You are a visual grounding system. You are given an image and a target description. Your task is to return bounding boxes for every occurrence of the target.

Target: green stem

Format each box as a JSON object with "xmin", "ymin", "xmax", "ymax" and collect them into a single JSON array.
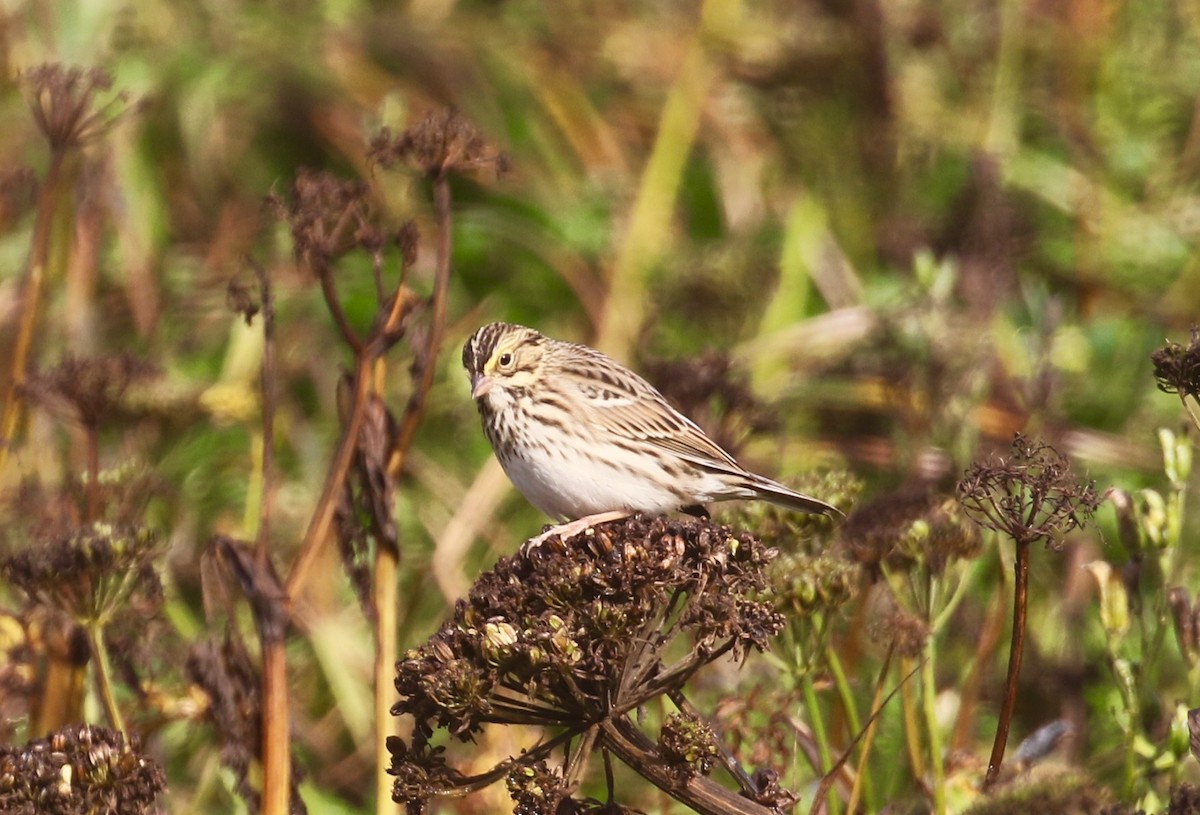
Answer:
[
  {"xmin": 86, "ymin": 623, "xmax": 125, "ymax": 734},
  {"xmin": 921, "ymin": 635, "xmax": 945, "ymax": 815},
  {"xmin": 800, "ymin": 674, "xmax": 839, "ymax": 815},
  {"xmin": 827, "ymin": 646, "xmax": 874, "ymax": 812}
]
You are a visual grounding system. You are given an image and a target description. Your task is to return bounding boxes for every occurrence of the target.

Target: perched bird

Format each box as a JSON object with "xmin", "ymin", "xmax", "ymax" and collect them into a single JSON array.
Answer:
[{"xmin": 463, "ymin": 322, "xmax": 840, "ymax": 544}]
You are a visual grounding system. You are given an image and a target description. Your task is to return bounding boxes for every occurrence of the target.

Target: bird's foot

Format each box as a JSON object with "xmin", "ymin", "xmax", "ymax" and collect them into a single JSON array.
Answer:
[{"xmin": 522, "ymin": 510, "xmax": 632, "ymax": 551}]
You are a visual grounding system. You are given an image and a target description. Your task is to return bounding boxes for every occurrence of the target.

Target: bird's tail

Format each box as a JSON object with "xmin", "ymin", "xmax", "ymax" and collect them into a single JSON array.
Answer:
[{"xmin": 746, "ymin": 474, "xmax": 843, "ymax": 518}]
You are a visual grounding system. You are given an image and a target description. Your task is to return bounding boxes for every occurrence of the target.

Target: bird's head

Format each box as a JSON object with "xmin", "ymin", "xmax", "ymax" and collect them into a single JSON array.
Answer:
[{"xmin": 462, "ymin": 322, "xmax": 548, "ymax": 408}]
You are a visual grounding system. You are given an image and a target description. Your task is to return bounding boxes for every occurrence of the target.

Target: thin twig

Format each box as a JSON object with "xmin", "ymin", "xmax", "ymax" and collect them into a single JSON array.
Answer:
[
  {"xmin": 251, "ymin": 258, "xmax": 277, "ymax": 565},
  {"xmin": 387, "ymin": 171, "xmax": 454, "ymax": 477}
]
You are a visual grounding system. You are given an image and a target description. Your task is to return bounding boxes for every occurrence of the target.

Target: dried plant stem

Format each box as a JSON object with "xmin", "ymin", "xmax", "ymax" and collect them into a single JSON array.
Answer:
[
  {"xmin": 388, "ymin": 172, "xmax": 453, "ymax": 476},
  {"xmin": 373, "ymin": 547, "xmax": 399, "ymax": 815},
  {"xmin": 984, "ymin": 538, "xmax": 1030, "ymax": 789},
  {"xmin": 261, "ymin": 636, "xmax": 290, "ymax": 815},
  {"xmin": 287, "ymin": 352, "xmax": 373, "ymax": 599},
  {"xmin": 0, "ymin": 153, "xmax": 73, "ymax": 469},
  {"xmin": 254, "ymin": 261, "xmax": 277, "ymax": 565},
  {"xmin": 598, "ymin": 716, "xmax": 779, "ymax": 815},
  {"xmin": 373, "ymin": 172, "xmax": 454, "ymax": 813},
  {"xmin": 34, "ymin": 654, "xmax": 85, "ymax": 737},
  {"xmin": 86, "ymin": 623, "xmax": 125, "ymax": 735}
]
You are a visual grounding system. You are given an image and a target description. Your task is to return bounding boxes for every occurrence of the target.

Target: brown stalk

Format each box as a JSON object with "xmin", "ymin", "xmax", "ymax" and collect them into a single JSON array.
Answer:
[
  {"xmin": 373, "ymin": 171, "xmax": 453, "ymax": 815},
  {"xmin": 984, "ymin": 538, "xmax": 1030, "ymax": 790},
  {"xmin": 247, "ymin": 261, "xmax": 278, "ymax": 565},
  {"xmin": 0, "ymin": 152, "xmax": 73, "ymax": 470},
  {"xmin": 387, "ymin": 171, "xmax": 453, "ymax": 477},
  {"xmin": 214, "ymin": 536, "xmax": 292, "ymax": 814},
  {"xmin": 599, "ymin": 716, "xmax": 779, "ymax": 815},
  {"xmin": 261, "ymin": 637, "xmax": 290, "ymax": 815},
  {"xmin": 286, "ymin": 349, "xmax": 374, "ymax": 600}
]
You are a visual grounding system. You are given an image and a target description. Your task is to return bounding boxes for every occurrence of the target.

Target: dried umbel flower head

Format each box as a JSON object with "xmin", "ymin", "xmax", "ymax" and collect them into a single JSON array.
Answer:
[
  {"xmin": 0, "ymin": 723, "xmax": 165, "ymax": 815},
  {"xmin": 771, "ymin": 552, "xmax": 857, "ymax": 617},
  {"xmin": 866, "ymin": 588, "xmax": 930, "ymax": 659},
  {"xmin": 842, "ymin": 490, "xmax": 982, "ymax": 576},
  {"xmin": 20, "ymin": 64, "xmax": 136, "ymax": 151},
  {"xmin": 725, "ymin": 470, "xmax": 860, "ymax": 554},
  {"xmin": 370, "ymin": 108, "xmax": 509, "ymax": 179},
  {"xmin": 957, "ymin": 434, "xmax": 1099, "ymax": 548},
  {"xmin": 268, "ymin": 168, "xmax": 374, "ymax": 272},
  {"xmin": 391, "ymin": 516, "xmax": 784, "ymax": 807},
  {"xmin": 1152, "ymin": 326, "xmax": 1200, "ymax": 401},
  {"xmin": 2, "ymin": 523, "xmax": 162, "ymax": 625},
  {"xmin": 22, "ymin": 354, "xmax": 159, "ymax": 430}
]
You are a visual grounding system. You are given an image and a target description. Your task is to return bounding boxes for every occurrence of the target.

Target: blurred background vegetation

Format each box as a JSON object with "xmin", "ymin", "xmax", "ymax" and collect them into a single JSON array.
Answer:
[{"xmin": 2, "ymin": 0, "xmax": 1200, "ymax": 812}]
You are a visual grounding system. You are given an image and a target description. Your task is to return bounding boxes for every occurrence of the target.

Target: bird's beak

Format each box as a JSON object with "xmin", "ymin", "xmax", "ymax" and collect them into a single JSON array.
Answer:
[{"xmin": 471, "ymin": 374, "xmax": 494, "ymax": 400}]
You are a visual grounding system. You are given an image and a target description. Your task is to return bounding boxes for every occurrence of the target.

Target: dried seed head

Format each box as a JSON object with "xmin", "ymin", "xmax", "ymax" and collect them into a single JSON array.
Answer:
[
  {"xmin": 22, "ymin": 355, "xmax": 159, "ymax": 430},
  {"xmin": 659, "ymin": 713, "xmax": 720, "ymax": 780},
  {"xmin": 391, "ymin": 516, "xmax": 783, "ymax": 799},
  {"xmin": 505, "ymin": 761, "xmax": 565, "ymax": 815},
  {"xmin": 20, "ymin": 64, "xmax": 137, "ymax": 151},
  {"xmin": 1152, "ymin": 326, "xmax": 1200, "ymax": 400},
  {"xmin": 369, "ymin": 109, "xmax": 508, "ymax": 178},
  {"xmin": 2, "ymin": 523, "xmax": 162, "ymax": 625},
  {"xmin": 842, "ymin": 490, "xmax": 981, "ymax": 575},
  {"xmin": 0, "ymin": 723, "xmax": 165, "ymax": 814},
  {"xmin": 957, "ymin": 434, "xmax": 1099, "ymax": 548}
]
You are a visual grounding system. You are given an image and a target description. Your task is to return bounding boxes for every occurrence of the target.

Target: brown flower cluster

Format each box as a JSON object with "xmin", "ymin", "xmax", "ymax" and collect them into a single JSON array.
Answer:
[
  {"xmin": 20, "ymin": 64, "xmax": 136, "ymax": 150},
  {"xmin": 3, "ymin": 523, "xmax": 162, "ymax": 625},
  {"xmin": 22, "ymin": 354, "xmax": 159, "ymax": 430},
  {"xmin": 0, "ymin": 723, "xmax": 165, "ymax": 815},
  {"xmin": 1152, "ymin": 326, "xmax": 1200, "ymax": 400},
  {"xmin": 390, "ymin": 515, "xmax": 784, "ymax": 809},
  {"xmin": 369, "ymin": 109, "xmax": 509, "ymax": 179}
]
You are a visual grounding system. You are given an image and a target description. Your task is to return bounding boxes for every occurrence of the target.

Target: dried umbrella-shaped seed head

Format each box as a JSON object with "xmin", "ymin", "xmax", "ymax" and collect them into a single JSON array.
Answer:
[
  {"xmin": 22, "ymin": 355, "xmax": 159, "ymax": 429},
  {"xmin": 0, "ymin": 723, "xmax": 165, "ymax": 815},
  {"xmin": 1152, "ymin": 326, "xmax": 1200, "ymax": 400},
  {"xmin": 390, "ymin": 516, "xmax": 784, "ymax": 806},
  {"xmin": 957, "ymin": 434, "xmax": 1099, "ymax": 548},
  {"xmin": 369, "ymin": 108, "xmax": 509, "ymax": 178},
  {"xmin": 20, "ymin": 64, "xmax": 138, "ymax": 151},
  {"xmin": 2, "ymin": 523, "xmax": 162, "ymax": 625}
]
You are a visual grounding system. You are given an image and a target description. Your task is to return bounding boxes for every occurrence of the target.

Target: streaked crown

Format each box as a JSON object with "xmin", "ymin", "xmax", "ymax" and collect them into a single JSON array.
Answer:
[{"xmin": 463, "ymin": 322, "xmax": 546, "ymax": 382}]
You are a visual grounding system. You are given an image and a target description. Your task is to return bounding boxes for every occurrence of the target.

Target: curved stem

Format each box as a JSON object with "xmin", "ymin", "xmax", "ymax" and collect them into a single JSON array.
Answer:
[{"xmin": 286, "ymin": 351, "xmax": 373, "ymax": 599}]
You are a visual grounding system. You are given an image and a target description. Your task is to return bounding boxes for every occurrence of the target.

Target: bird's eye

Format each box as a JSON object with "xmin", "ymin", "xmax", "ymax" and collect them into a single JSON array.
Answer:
[{"xmin": 498, "ymin": 352, "xmax": 514, "ymax": 369}]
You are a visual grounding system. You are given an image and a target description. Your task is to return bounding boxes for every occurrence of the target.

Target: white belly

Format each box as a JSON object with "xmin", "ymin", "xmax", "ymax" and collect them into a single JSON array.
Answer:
[{"xmin": 499, "ymin": 443, "xmax": 685, "ymax": 521}]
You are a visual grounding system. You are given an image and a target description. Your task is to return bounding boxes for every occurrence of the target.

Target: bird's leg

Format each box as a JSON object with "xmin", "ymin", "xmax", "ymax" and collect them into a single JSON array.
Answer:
[{"xmin": 524, "ymin": 510, "xmax": 632, "ymax": 550}]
